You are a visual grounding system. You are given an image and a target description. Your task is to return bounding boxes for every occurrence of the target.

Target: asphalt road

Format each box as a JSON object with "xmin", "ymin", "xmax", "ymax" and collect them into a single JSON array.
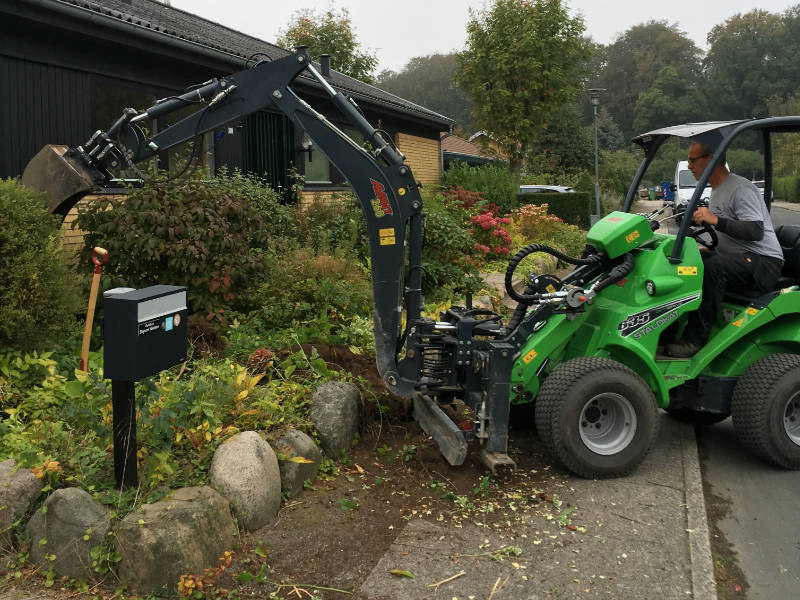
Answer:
[
  {"xmin": 771, "ymin": 201, "xmax": 800, "ymax": 227},
  {"xmin": 697, "ymin": 420, "xmax": 800, "ymax": 599},
  {"xmin": 697, "ymin": 200, "xmax": 800, "ymax": 599}
]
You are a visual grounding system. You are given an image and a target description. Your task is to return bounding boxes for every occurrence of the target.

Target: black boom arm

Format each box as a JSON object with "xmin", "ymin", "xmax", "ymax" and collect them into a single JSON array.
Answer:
[{"xmin": 45, "ymin": 49, "xmax": 426, "ymax": 397}]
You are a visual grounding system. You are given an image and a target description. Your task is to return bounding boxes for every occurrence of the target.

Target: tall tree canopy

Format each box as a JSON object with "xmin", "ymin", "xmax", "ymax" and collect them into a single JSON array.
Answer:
[
  {"xmin": 377, "ymin": 54, "xmax": 474, "ymax": 133},
  {"xmin": 632, "ymin": 65, "xmax": 708, "ymax": 134},
  {"xmin": 704, "ymin": 9, "xmax": 785, "ymax": 119},
  {"xmin": 277, "ymin": 8, "xmax": 377, "ymax": 84},
  {"xmin": 455, "ymin": 0, "xmax": 591, "ymax": 182},
  {"xmin": 592, "ymin": 21, "xmax": 702, "ymax": 138}
]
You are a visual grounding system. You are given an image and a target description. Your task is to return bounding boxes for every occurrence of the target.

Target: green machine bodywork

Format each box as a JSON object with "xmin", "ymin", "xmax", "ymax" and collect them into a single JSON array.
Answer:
[
  {"xmin": 511, "ymin": 210, "xmax": 800, "ymax": 411},
  {"xmin": 499, "ymin": 118, "xmax": 800, "ymax": 476}
]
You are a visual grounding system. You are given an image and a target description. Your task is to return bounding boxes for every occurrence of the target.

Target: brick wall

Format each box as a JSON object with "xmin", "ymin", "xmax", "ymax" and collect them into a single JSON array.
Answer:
[
  {"xmin": 396, "ymin": 133, "xmax": 442, "ymax": 186},
  {"xmin": 59, "ymin": 194, "xmax": 125, "ymax": 254}
]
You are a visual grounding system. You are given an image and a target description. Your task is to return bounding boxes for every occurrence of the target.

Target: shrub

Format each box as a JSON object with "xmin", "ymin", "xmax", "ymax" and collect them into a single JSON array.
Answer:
[
  {"xmin": 774, "ymin": 176, "xmax": 800, "ymax": 203},
  {"xmin": 510, "ymin": 203, "xmax": 586, "ymax": 267},
  {"xmin": 0, "ymin": 179, "xmax": 81, "ymax": 350},
  {"xmin": 244, "ymin": 249, "xmax": 373, "ymax": 341},
  {"xmin": 221, "ymin": 170, "xmax": 297, "ymax": 238},
  {"xmin": 469, "ymin": 208, "xmax": 512, "ymax": 262},
  {"xmin": 75, "ymin": 175, "xmax": 273, "ymax": 321},
  {"xmin": 515, "ymin": 192, "xmax": 592, "ymax": 228},
  {"xmin": 420, "ymin": 192, "xmax": 483, "ymax": 295},
  {"xmin": 442, "ymin": 162, "xmax": 517, "ymax": 215},
  {"xmin": 294, "ymin": 193, "xmax": 370, "ymax": 263}
]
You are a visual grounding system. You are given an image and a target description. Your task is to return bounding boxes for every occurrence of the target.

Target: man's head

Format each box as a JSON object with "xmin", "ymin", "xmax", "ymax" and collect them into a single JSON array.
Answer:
[{"xmin": 688, "ymin": 142, "xmax": 727, "ymax": 183}]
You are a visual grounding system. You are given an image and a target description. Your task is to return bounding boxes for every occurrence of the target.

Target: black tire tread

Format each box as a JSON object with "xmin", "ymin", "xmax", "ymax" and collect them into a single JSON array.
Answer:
[
  {"xmin": 731, "ymin": 353, "xmax": 800, "ymax": 469},
  {"xmin": 535, "ymin": 356, "xmax": 659, "ymax": 478}
]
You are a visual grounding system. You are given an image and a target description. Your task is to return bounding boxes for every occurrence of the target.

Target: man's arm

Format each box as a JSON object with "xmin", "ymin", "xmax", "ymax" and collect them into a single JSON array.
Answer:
[{"xmin": 714, "ymin": 217, "xmax": 763, "ymax": 240}]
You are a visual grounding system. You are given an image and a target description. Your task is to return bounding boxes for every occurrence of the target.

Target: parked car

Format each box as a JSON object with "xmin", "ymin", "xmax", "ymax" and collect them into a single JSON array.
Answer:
[
  {"xmin": 519, "ymin": 184, "xmax": 574, "ymax": 194},
  {"xmin": 753, "ymin": 179, "xmax": 765, "ymax": 199}
]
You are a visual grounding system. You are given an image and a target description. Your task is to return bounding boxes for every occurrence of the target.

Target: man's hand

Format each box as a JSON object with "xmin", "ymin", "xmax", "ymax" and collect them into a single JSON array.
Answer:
[{"xmin": 693, "ymin": 206, "xmax": 719, "ymax": 226}]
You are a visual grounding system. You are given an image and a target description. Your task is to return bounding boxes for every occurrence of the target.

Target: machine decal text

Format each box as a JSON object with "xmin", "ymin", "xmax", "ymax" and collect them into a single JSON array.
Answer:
[
  {"xmin": 617, "ymin": 294, "xmax": 700, "ymax": 338},
  {"xmin": 370, "ymin": 178, "xmax": 393, "ymax": 217}
]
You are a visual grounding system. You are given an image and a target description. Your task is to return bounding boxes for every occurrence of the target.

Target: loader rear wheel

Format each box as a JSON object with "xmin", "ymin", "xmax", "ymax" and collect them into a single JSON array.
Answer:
[
  {"xmin": 731, "ymin": 354, "xmax": 800, "ymax": 469},
  {"xmin": 535, "ymin": 357, "xmax": 659, "ymax": 478}
]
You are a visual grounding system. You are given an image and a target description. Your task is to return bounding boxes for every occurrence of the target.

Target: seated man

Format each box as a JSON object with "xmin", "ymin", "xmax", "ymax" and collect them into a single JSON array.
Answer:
[{"xmin": 665, "ymin": 142, "xmax": 784, "ymax": 358}]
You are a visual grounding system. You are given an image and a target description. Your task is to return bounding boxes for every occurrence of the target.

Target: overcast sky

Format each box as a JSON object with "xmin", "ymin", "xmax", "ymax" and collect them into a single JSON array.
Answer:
[{"xmin": 169, "ymin": 0, "xmax": 799, "ymax": 73}]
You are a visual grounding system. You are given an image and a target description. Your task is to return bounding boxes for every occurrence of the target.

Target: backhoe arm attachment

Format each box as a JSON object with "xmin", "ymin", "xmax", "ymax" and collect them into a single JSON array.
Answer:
[{"xmin": 21, "ymin": 49, "xmax": 425, "ymax": 396}]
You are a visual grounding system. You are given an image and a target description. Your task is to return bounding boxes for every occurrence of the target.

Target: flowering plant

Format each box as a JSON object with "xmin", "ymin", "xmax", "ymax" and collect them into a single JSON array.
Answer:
[{"xmin": 469, "ymin": 206, "xmax": 512, "ymax": 261}]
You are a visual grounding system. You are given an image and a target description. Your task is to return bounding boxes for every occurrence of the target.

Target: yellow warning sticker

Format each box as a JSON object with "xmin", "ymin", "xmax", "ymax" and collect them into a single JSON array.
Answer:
[
  {"xmin": 678, "ymin": 266, "xmax": 698, "ymax": 276},
  {"xmin": 545, "ymin": 284, "xmax": 556, "ymax": 293},
  {"xmin": 522, "ymin": 349, "xmax": 538, "ymax": 364},
  {"xmin": 732, "ymin": 318, "xmax": 744, "ymax": 327},
  {"xmin": 625, "ymin": 230, "xmax": 640, "ymax": 244},
  {"xmin": 745, "ymin": 307, "xmax": 758, "ymax": 315},
  {"xmin": 379, "ymin": 228, "xmax": 396, "ymax": 246}
]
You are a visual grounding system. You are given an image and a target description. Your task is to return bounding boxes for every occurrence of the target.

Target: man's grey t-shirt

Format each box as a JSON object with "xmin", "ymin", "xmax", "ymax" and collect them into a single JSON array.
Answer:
[{"xmin": 709, "ymin": 172, "xmax": 784, "ymax": 260}]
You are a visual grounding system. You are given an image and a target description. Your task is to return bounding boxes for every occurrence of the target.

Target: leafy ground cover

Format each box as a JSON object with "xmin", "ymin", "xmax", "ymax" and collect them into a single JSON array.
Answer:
[
  {"xmin": 1, "ymin": 166, "xmax": 593, "ymax": 598},
  {"xmin": 2, "ymin": 343, "xmax": 580, "ymax": 600}
]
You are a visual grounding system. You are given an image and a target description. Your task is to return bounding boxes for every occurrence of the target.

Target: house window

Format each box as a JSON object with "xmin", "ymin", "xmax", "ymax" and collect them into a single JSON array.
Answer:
[
  {"xmin": 302, "ymin": 132, "xmax": 331, "ymax": 184},
  {"xmin": 300, "ymin": 126, "xmax": 369, "ymax": 187}
]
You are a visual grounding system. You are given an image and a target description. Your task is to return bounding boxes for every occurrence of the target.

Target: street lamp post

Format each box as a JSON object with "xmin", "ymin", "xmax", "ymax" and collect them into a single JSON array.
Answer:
[{"xmin": 588, "ymin": 88, "xmax": 605, "ymax": 223}]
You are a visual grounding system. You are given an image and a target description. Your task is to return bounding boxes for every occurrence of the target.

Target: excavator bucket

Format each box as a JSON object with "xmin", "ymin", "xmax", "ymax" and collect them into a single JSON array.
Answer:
[{"xmin": 21, "ymin": 145, "xmax": 97, "ymax": 218}]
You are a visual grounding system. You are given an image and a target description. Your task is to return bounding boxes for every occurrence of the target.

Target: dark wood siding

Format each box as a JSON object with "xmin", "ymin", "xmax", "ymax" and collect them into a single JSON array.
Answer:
[{"xmin": 0, "ymin": 55, "xmax": 92, "ymax": 178}]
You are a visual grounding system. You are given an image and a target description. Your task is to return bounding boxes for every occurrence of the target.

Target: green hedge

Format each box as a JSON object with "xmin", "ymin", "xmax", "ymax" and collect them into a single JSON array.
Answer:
[
  {"xmin": 774, "ymin": 176, "xmax": 800, "ymax": 203},
  {"xmin": 515, "ymin": 192, "xmax": 592, "ymax": 229}
]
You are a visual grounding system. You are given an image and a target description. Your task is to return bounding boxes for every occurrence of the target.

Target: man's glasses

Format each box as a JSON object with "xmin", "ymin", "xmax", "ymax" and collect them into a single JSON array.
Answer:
[{"xmin": 688, "ymin": 153, "xmax": 711, "ymax": 165}]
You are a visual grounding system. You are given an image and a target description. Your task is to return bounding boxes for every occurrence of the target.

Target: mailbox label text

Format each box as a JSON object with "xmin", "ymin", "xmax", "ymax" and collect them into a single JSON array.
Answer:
[{"xmin": 138, "ymin": 319, "xmax": 162, "ymax": 336}]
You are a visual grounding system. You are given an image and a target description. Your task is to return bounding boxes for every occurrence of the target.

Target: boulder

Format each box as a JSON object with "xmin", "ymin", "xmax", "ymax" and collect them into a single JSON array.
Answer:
[
  {"xmin": 115, "ymin": 486, "xmax": 237, "ymax": 593},
  {"xmin": 25, "ymin": 487, "xmax": 110, "ymax": 580},
  {"xmin": 311, "ymin": 381, "xmax": 360, "ymax": 458},
  {"xmin": 269, "ymin": 429, "xmax": 323, "ymax": 498},
  {"xmin": 209, "ymin": 431, "xmax": 281, "ymax": 531},
  {"xmin": 0, "ymin": 459, "xmax": 42, "ymax": 552}
]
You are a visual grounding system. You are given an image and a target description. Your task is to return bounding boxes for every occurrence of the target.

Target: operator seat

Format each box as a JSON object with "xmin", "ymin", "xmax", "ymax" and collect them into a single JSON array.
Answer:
[
  {"xmin": 721, "ymin": 224, "xmax": 800, "ymax": 306},
  {"xmin": 775, "ymin": 224, "xmax": 800, "ymax": 288}
]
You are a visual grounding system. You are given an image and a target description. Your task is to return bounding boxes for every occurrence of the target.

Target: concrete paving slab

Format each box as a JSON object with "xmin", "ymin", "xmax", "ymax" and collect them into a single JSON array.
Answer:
[{"xmin": 359, "ymin": 414, "xmax": 713, "ymax": 600}]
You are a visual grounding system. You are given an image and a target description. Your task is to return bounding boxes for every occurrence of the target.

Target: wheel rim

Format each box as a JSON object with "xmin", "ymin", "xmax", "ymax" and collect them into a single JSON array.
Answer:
[
  {"xmin": 579, "ymin": 393, "xmax": 637, "ymax": 455},
  {"xmin": 783, "ymin": 391, "xmax": 800, "ymax": 446}
]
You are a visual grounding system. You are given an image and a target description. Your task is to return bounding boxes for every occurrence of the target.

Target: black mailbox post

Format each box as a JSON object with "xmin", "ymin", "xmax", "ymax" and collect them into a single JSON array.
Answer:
[{"xmin": 103, "ymin": 285, "xmax": 187, "ymax": 489}]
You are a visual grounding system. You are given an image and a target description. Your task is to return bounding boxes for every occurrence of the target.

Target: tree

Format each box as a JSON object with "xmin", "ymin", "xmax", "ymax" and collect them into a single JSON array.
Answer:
[
  {"xmin": 592, "ymin": 21, "xmax": 702, "ymax": 139},
  {"xmin": 632, "ymin": 66, "xmax": 708, "ymax": 134},
  {"xmin": 455, "ymin": 0, "xmax": 591, "ymax": 183},
  {"xmin": 377, "ymin": 54, "xmax": 475, "ymax": 134},
  {"xmin": 704, "ymin": 9, "xmax": 785, "ymax": 120},
  {"xmin": 595, "ymin": 107, "xmax": 627, "ymax": 151},
  {"xmin": 526, "ymin": 100, "xmax": 594, "ymax": 173},
  {"xmin": 277, "ymin": 8, "xmax": 377, "ymax": 84}
]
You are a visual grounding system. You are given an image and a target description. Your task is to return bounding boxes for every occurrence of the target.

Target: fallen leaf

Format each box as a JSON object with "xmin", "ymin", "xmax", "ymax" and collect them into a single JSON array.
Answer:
[{"xmin": 390, "ymin": 569, "xmax": 415, "ymax": 579}]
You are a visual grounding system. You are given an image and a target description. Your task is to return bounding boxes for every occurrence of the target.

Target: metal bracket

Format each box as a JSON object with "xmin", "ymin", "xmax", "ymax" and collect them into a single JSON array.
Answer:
[
  {"xmin": 478, "ymin": 448, "xmax": 516, "ymax": 473},
  {"xmin": 413, "ymin": 393, "xmax": 468, "ymax": 466}
]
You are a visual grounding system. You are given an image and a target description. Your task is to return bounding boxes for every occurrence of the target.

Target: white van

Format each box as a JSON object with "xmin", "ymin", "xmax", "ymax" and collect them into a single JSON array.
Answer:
[
  {"xmin": 674, "ymin": 160, "xmax": 711, "ymax": 210},
  {"xmin": 673, "ymin": 159, "xmax": 730, "ymax": 211}
]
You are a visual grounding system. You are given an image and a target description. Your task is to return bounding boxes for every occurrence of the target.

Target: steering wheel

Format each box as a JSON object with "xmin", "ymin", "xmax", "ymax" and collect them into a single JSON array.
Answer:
[{"xmin": 687, "ymin": 221, "xmax": 718, "ymax": 250}]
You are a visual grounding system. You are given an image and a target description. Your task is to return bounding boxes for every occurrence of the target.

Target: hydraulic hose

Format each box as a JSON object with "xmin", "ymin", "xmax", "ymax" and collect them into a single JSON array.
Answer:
[
  {"xmin": 589, "ymin": 253, "xmax": 635, "ymax": 295},
  {"xmin": 504, "ymin": 244, "xmax": 603, "ymax": 305}
]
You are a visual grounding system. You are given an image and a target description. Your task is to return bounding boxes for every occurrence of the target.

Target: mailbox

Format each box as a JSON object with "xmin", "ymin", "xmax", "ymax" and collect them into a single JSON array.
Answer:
[{"xmin": 103, "ymin": 285, "xmax": 188, "ymax": 381}]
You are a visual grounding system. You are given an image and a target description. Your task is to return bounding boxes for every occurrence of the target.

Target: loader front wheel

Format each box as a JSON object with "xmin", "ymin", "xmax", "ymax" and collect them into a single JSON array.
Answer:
[
  {"xmin": 731, "ymin": 353, "xmax": 800, "ymax": 469},
  {"xmin": 535, "ymin": 357, "xmax": 659, "ymax": 478}
]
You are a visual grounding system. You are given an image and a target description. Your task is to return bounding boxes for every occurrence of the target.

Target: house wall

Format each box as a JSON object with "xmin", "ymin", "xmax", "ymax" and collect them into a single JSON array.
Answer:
[{"xmin": 396, "ymin": 133, "xmax": 442, "ymax": 186}]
